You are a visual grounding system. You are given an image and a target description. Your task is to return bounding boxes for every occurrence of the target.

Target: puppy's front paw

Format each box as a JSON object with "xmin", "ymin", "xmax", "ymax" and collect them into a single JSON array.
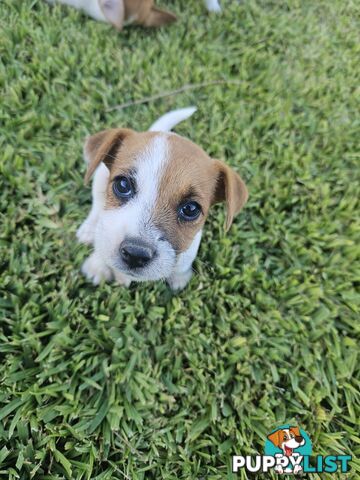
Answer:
[
  {"xmin": 76, "ymin": 217, "xmax": 97, "ymax": 245},
  {"xmin": 167, "ymin": 269, "xmax": 192, "ymax": 292},
  {"xmin": 81, "ymin": 253, "xmax": 113, "ymax": 285},
  {"xmin": 114, "ymin": 270, "xmax": 132, "ymax": 287}
]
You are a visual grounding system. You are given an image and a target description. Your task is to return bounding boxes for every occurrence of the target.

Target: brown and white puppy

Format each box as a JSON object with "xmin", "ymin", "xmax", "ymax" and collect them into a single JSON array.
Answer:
[
  {"xmin": 45, "ymin": 0, "xmax": 221, "ymax": 30},
  {"xmin": 77, "ymin": 108, "xmax": 248, "ymax": 290}
]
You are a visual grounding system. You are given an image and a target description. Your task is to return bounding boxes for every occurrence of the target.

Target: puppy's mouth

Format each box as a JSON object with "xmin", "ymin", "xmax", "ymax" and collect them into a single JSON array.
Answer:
[
  {"xmin": 284, "ymin": 446, "xmax": 293, "ymax": 456},
  {"xmin": 112, "ymin": 261, "xmax": 146, "ymax": 278},
  {"xmin": 112, "ymin": 259, "xmax": 173, "ymax": 282}
]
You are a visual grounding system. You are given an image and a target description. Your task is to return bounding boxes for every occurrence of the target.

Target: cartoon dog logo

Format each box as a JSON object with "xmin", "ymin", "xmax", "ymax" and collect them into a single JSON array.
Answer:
[{"xmin": 267, "ymin": 426, "xmax": 306, "ymax": 474}]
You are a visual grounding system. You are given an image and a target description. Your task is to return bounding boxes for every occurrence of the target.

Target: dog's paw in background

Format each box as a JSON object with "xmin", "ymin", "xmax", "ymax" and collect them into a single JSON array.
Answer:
[
  {"xmin": 204, "ymin": 0, "xmax": 221, "ymax": 13},
  {"xmin": 81, "ymin": 252, "xmax": 113, "ymax": 285}
]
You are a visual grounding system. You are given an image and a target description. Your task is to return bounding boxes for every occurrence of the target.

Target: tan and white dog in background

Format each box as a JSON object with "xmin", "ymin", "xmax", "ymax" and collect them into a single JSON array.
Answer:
[
  {"xmin": 45, "ymin": 0, "xmax": 221, "ymax": 30},
  {"xmin": 77, "ymin": 108, "xmax": 248, "ymax": 290}
]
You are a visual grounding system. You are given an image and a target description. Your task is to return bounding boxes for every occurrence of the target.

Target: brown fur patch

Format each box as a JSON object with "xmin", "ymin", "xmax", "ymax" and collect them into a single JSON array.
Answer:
[
  {"xmin": 123, "ymin": 0, "xmax": 176, "ymax": 27},
  {"xmin": 153, "ymin": 134, "xmax": 219, "ymax": 253},
  {"xmin": 84, "ymin": 128, "xmax": 134, "ymax": 184}
]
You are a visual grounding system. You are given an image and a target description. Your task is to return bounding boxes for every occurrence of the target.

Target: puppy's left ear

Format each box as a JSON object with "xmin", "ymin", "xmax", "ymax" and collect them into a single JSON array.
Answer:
[
  {"xmin": 213, "ymin": 159, "xmax": 248, "ymax": 231},
  {"xmin": 99, "ymin": 0, "xmax": 125, "ymax": 30},
  {"xmin": 143, "ymin": 6, "xmax": 177, "ymax": 27},
  {"xmin": 83, "ymin": 128, "xmax": 133, "ymax": 184}
]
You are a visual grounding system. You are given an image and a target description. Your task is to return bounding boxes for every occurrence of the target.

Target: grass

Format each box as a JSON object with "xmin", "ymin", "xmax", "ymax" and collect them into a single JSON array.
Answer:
[{"xmin": 0, "ymin": 0, "xmax": 359, "ymax": 478}]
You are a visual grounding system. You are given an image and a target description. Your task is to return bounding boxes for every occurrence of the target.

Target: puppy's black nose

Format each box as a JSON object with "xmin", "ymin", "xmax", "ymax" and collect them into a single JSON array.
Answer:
[
  {"xmin": 120, "ymin": 239, "xmax": 155, "ymax": 269},
  {"xmin": 295, "ymin": 436, "xmax": 304, "ymax": 443}
]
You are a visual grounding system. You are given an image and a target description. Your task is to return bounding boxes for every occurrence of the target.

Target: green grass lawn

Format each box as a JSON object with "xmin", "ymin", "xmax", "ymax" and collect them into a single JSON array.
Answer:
[{"xmin": 1, "ymin": 0, "xmax": 359, "ymax": 478}]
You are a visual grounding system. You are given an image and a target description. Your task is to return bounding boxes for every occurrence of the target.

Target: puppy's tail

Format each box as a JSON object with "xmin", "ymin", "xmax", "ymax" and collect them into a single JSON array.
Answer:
[{"xmin": 149, "ymin": 107, "xmax": 197, "ymax": 132}]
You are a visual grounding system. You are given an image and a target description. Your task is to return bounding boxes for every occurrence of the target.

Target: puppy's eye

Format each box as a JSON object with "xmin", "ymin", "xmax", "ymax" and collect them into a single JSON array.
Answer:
[
  {"xmin": 113, "ymin": 176, "xmax": 135, "ymax": 200},
  {"xmin": 178, "ymin": 201, "xmax": 201, "ymax": 221}
]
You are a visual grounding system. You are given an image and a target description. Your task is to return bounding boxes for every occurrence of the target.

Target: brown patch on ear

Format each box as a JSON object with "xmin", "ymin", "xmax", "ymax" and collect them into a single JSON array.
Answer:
[
  {"xmin": 267, "ymin": 430, "xmax": 283, "ymax": 448},
  {"xmin": 213, "ymin": 160, "xmax": 248, "ymax": 231},
  {"xmin": 83, "ymin": 128, "xmax": 133, "ymax": 184},
  {"xmin": 143, "ymin": 6, "xmax": 177, "ymax": 27},
  {"xmin": 99, "ymin": 0, "xmax": 125, "ymax": 30}
]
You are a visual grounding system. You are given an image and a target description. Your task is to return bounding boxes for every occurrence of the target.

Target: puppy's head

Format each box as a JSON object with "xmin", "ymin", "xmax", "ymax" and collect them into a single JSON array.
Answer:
[{"xmin": 84, "ymin": 129, "xmax": 248, "ymax": 281}]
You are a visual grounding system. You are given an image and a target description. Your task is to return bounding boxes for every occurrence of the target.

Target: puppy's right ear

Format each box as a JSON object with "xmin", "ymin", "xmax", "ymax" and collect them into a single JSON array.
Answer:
[{"xmin": 83, "ymin": 128, "xmax": 133, "ymax": 184}]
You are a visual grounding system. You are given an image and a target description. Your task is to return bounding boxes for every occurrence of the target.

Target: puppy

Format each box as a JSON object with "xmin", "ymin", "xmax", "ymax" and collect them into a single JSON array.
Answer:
[
  {"xmin": 45, "ymin": 0, "xmax": 221, "ymax": 30},
  {"xmin": 77, "ymin": 107, "xmax": 248, "ymax": 291}
]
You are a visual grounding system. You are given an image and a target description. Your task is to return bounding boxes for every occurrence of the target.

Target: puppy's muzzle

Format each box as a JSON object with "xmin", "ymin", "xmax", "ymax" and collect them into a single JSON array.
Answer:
[{"xmin": 120, "ymin": 238, "xmax": 156, "ymax": 269}]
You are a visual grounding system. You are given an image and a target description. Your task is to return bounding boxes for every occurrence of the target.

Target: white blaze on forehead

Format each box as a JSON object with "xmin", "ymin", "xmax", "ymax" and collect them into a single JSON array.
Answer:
[{"xmin": 133, "ymin": 133, "xmax": 169, "ymax": 223}]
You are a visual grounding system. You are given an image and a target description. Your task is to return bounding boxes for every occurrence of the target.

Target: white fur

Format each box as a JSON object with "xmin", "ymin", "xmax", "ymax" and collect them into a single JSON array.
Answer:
[
  {"xmin": 45, "ymin": 0, "xmax": 108, "ymax": 22},
  {"xmin": 76, "ymin": 162, "xmax": 108, "ymax": 245},
  {"xmin": 167, "ymin": 230, "xmax": 202, "ymax": 290},
  {"xmin": 149, "ymin": 107, "xmax": 197, "ymax": 132},
  {"xmin": 78, "ymin": 108, "xmax": 201, "ymax": 291},
  {"xmin": 204, "ymin": 0, "xmax": 221, "ymax": 13},
  {"xmin": 81, "ymin": 251, "xmax": 113, "ymax": 284}
]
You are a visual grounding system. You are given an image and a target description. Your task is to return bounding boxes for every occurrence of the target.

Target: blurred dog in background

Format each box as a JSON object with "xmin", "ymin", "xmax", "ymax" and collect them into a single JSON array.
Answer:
[{"xmin": 45, "ymin": 0, "xmax": 221, "ymax": 30}]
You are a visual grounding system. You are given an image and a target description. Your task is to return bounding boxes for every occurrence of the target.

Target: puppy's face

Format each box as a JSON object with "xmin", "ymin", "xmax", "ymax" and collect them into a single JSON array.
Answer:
[{"xmin": 84, "ymin": 129, "xmax": 247, "ymax": 281}]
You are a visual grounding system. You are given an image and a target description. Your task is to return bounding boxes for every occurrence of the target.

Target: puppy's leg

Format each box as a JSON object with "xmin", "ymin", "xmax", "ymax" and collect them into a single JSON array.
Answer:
[
  {"xmin": 77, "ymin": 163, "xmax": 108, "ymax": 245},
  {"xmin": 204, "ymin": 0, "xmax": 221, "ymax": 13},
  {"xmin": 113, "ymin": 270, "xmax": 132, "ymax": 287},
  {"xmin": 167, "ymin": 231, "xmax": 202, "ymax": 291},
  {"xmin": 167, "ymin": 269, "xmax": 193, "ymax": 292},
  {"xmin": 81, "ymin": 251, "xmax": 113, "ymax": 285}
]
